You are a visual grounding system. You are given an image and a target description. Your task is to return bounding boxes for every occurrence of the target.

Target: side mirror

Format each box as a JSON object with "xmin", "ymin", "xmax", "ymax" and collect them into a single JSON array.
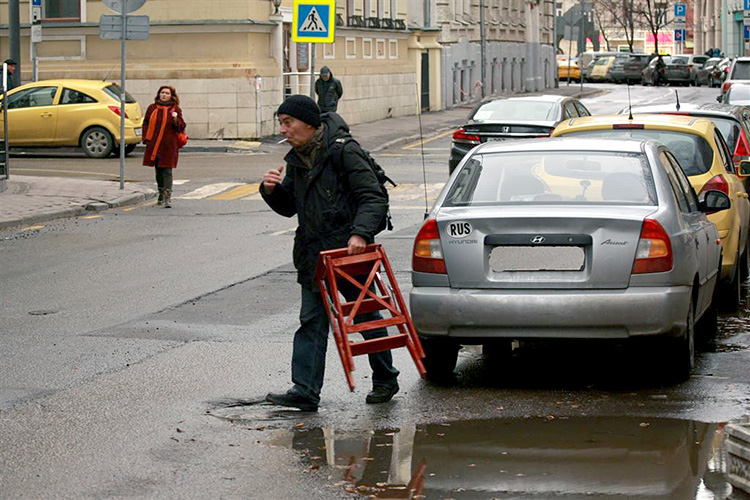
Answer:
[
  {"xmin": 716, "ymin": 94, "xmax": 723, "ymax": 103},
  {"xmin": 699, "ymin": 190, "xmax": 731, "ymax": 214},
  {"xmin": 740, "ymin": 160, "xmax": 750, "ymax": 176}
]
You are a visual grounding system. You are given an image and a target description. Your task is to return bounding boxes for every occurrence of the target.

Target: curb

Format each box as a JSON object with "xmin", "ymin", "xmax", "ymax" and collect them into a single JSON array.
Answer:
[{"xmin": 0, "ymin": 189, "xmax": 156, "ymax": 230}]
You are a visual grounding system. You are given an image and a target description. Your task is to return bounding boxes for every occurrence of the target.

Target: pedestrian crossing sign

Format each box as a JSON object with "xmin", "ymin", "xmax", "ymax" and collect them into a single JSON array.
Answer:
[{"xmin": 292, "ymin": 0, "xmax": 335, "ymax": 43}]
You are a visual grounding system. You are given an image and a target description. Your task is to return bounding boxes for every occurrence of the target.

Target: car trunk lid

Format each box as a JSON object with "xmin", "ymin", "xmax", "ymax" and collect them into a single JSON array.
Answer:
[{"xmin": 437, "ymin": 205, "xmax": 656, "ymax": 289}]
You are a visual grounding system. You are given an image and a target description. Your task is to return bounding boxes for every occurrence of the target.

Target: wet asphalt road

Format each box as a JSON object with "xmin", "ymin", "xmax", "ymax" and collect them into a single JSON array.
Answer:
[{"xmin": 1, "ymin": 84, "xmax": 749, "ymax": 499}]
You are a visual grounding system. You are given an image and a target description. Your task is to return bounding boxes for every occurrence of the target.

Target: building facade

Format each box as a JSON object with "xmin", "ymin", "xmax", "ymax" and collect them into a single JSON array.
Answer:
[{"xmin": 2, "ymin": 0, "xmax": 556, "ymax": 139}]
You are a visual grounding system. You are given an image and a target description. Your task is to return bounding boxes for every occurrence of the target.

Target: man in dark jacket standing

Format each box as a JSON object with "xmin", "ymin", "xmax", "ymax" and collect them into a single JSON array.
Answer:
[
  {"xmin": 260, "ymin": 95, "xmax": 399, "ymax": 412},
  {"xmin": 314, "ymin": 66, "xmax": 343, "ymax": 112},
  {"xmin": 3, "ymin": 59, "xmax": 18, "ymax": 91}
]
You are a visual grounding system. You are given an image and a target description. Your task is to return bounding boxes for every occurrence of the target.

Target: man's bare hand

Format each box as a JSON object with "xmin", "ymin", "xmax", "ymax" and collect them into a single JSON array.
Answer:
[
  {"xmin": 347, "ymin": 234, "xmax": 367, "ymax": 254},
  {"xmin": 262, "ymin": 165, "xmax": 285, "ymax": 194}
]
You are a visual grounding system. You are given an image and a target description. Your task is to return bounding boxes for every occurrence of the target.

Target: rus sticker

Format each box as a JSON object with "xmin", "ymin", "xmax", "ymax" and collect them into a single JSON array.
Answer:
[{"xmin": 446, "ymin": 221, "xmax": 473, "ymax": 238}]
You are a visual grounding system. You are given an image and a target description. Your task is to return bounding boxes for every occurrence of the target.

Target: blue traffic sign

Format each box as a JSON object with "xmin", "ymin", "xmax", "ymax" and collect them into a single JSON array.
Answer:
[
  {"xmin": 674, "ymin": 29, "xmax": 686, "ymax": 42},
  {"xmin": 31, "ymin": 0, "xmax": 41, "ymax": 5},
  {"xmin": 674, "ymin": 3, "xmax": 686, "ymax": 17},
  {"xmin": 745, "ymin": 25, "xmax": 750, "ymax": 40},
  {"xmin": 745, "ymin": 0, "xmax": 750, "ymax": 11},
  {"xmin": 292, "ymin": 0, "xmax": 335, "ymax": 43}
]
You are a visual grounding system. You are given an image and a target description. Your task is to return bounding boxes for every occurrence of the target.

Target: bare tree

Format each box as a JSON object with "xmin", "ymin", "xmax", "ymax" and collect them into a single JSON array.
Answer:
[
  {"xmin": 591, "ymin": 2, "xmax": 612, "ymax": 51},
  {"xmin": 591, "ymin": 0, "xmax": 638, "ymax": 52},
  {"xmin": 636, "ymin": 0, "xmax": 670, "ymax": 55}
]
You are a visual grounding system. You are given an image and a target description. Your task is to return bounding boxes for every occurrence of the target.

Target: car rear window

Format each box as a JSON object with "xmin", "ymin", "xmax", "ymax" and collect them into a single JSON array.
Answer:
[
  {"xmin": 671, "ymin": 56, "xmax": 689, "ymax": 64},
  {"xmin": 559, "ymin": 130, "xmax": 713, "ymax": 175},
  {"xmin": 731, "ymin": 61, "xmax": 750, "ymax": 79},
  {"xmin": 443, "ymin": 151, "xmax": 657, "ymax": 206},
  {"xmin": 471, "ymin": 100, "xmax": 556, "ymax": 122},
  {"xmin": 103, "ymin": 84, "xmax": 137, "ymax": 103}
]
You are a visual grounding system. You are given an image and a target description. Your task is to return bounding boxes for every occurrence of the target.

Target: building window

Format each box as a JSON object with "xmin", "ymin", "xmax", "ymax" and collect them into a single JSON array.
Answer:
[
  {"xmin": 363, "ymin": 38, "xmax": 373, "ymax": 58},
  {"xmin": 346, "ymin": 37, "xmax": 357, "ymax": 58},
  {"xmin": 376, "ymin": 38, "xmax": 386, "ymax": 58},
  {"xmin": 45, "ymin": 0, "xmax": 80, "ymax": 20},
  {"xmin": 389, "ymin": 39, "xmax": 398, "ymax": 58}
]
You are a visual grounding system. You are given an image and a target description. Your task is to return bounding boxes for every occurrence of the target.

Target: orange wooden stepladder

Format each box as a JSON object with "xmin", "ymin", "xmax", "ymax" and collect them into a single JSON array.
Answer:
[{"xmin": 314, "ymin": 243, "xmax": 426, "ymax": 391}]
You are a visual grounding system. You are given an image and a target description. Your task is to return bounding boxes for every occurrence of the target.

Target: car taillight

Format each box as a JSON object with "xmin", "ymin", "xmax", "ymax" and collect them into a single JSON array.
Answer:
[
  {"xmin": 722, "ymin": 81, "xmax": 733, "ymax": 93},
  {"xmin": 413, "ymin": 219, "xmax": 446, "ymax": 274},
  {"xmin": 452, "ymin": 127, "xmax": 481, "ymax": 145},
  {"xmin": 108, "ymin": 105, "xmax": 130, "ymax": 119},
  {"xmin": 632, "ymin": 219, "xmax": 673, "ymax": 274},
  {"xmin": 699, "ymin": 174, "xmax": 730, "ymax": 196}
]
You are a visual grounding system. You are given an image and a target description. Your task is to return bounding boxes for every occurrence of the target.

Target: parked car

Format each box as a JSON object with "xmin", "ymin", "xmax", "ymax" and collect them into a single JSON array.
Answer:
[
  {"xmin": 676, "ymin": 54, "xmax": 710, "ymax": 86},
  {"xmin": 579, "ymin": 51, "xmax": 622, "ymax": 81},
  {"xmin": 720, "ymin": 82, "xmax": 750, "ymax": 108},
  {"xmin": 620, "ymin": 102, "xmax": 750, "ymax": 179},
  {"xmin": 721, "ymin": 56, "xmax": 750, "ymax": 99},
  {"xmin": 557, "ymin": 58, "xmax": 581, "ymax": 82},
  {"xmin": 642, "ymin": 56, "xmax": 692, "ymax": 86},
  {"xmin": 694, "ymin": 57, "xmax": 723, "ymax": 87},
  {"xmin": 589, "ymin": 56, "xmax": 618, "ymax": 82},
  {"xmin": 411, "ymin": 137, "xmax": 727, "ymax": 381},
  {"xmin": 449, "ymin": 95, "xmax": 591, "ymax": 173},
  {"xmin": 552, "ymin": 114, "xmax": 750, "ymax": 310},
  {"xmin": 609, "ymin": 54, "xmax": 650, "ymax": 84},
  {"xmin": 0, "ymin": 79, "xmax": 143, "ymax": 158}
]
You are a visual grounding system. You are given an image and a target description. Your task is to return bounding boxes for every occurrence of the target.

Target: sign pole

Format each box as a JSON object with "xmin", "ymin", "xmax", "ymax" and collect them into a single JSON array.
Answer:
[
  {"xmin": 310, "ymin": 44, "xmax": 315, "ymax": 98},
  {"xmin": 119, "ymin": 6, "xmax": 127, "ymax": 190}
]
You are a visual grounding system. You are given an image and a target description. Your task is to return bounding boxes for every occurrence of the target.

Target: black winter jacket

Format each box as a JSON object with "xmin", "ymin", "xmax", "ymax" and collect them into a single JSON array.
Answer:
[
  {"xmin": 260, "ymin": 112, "xmax": 387, "ymax": 287},
  {"xmin": 315, "ymin": 70, "xmax": 343, "ymax": 112}
]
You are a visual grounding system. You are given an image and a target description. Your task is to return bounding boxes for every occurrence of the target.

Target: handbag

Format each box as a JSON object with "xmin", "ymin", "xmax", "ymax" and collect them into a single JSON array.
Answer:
[{"xmin": 177, "ymin": 131, "xmax": 188, "ymax": 148}]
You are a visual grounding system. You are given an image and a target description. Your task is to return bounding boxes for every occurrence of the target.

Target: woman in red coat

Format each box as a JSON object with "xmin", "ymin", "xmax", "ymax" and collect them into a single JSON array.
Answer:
[{"xmin": 142, "ymin": 85, "xmax": 186, "ymax": 208}]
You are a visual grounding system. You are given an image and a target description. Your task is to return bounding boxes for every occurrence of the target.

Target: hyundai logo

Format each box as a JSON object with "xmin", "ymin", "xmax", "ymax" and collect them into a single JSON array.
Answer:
[{"xmin": 530, "ymin": 236, "xmax": 545, "ymax": 244}]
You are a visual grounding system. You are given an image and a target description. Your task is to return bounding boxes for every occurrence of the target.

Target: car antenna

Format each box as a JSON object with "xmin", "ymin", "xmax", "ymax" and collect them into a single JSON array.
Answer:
[
  {"xmin": 675, "ymin": 89, "xmax": 681, "ymax": 111},
  {"xmin": 415, "ymin": 84, "xmax": 429, "ymax": 220},
  {"xmin": 102, "ymin": 64, "xmax": 117, "ymax": 82},
  {"xmin": 627, "ymin": 83, "xmax": 633, "ymax": 120}
]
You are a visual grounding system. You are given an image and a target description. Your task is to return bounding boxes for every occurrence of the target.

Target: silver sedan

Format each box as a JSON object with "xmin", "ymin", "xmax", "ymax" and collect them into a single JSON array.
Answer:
[{"xmin": 410, "ymin": 138, "xmax": 729, "ymax": 382}]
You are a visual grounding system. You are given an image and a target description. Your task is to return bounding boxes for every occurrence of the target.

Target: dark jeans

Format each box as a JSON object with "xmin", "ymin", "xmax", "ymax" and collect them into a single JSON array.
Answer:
[
  {"xmin": 155, "ymin": 167, "xmax": 173, "ymax": 190},
  {"xmin": 291, "ymin": 281, "xmax": 399, "ymax": 404}
]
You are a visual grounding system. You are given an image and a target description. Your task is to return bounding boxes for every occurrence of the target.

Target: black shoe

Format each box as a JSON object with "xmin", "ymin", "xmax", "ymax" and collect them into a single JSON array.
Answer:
[
  {"xmin": 366, "ymin": 383, "xmax": 399, "ymax": 404},
  {"xmin": 265, "ymin": 391, "xmax": 318, "ymax": 412}
]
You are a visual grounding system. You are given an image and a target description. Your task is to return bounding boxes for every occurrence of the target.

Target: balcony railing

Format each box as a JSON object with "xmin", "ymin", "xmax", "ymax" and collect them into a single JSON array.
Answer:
[{"xmin": 346, "ymin": 15, "xmax": 407, "ymax": 29}]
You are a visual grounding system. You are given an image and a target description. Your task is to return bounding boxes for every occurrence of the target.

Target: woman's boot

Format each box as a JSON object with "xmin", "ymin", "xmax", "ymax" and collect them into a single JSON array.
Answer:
[
  {"xmin": 157, "ymin": 188, "xmax": 164, "ymax": 205},
  {"xmin": 164, "ymin": 189, "xmax": 172, "ymax": 208}
]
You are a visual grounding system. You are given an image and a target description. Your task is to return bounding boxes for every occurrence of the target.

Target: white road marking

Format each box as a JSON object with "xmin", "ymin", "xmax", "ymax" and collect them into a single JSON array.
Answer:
[{"xmin": 176, "ymin": 182, "xmax": 243, "ymax": 199}]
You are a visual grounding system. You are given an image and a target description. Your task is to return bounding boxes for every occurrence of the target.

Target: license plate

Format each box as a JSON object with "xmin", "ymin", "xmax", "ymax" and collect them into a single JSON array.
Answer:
[
  {"xmin": 135, "ymin": 128, "xmax": 142, "ymax": 136},
  {"xmin": 489, "ymin": 246, "xmax": 584, "ymax": 272},
  {"xmin": 488, "ymin": 137, "xmax": 508, "ymax": 142}
]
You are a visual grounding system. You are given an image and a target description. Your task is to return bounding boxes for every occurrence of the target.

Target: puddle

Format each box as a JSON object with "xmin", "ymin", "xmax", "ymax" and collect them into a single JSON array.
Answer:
[
  {"xmin": 713, "ymin": 281, "xmax": 750, "ymax": 353},
  {"xmin": 207, "ymin": 399, "xmax": 320, "ymax": 429},
  {"xmin": 259, "ymin": 416, "xmax": 746, "ymax": 499}
]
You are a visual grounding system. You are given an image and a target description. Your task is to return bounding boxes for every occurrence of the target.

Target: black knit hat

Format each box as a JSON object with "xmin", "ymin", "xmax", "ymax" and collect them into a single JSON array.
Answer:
[{"xmin": 277, "ymin": 94, "xmax": 321, "ymax": 128}]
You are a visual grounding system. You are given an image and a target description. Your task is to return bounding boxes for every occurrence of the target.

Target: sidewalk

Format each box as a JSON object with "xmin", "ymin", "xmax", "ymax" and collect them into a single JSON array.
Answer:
[{"xmin": 0, "ymin": 85, "xmax": 602, "ymax": 230}]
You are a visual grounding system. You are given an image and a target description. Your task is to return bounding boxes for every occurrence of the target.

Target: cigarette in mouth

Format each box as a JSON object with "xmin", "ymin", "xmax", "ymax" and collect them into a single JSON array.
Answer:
[{"xmin": 277, "ymin": 138, "xmax": 288, "ymax": 144}]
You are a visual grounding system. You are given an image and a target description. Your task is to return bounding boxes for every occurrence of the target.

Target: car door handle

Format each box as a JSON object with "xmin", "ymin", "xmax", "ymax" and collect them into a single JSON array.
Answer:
[
  {"xmin": 738, "ymin": 192, "xmax": 749, "ymax": 199},
  {"xmin": 40, "ymin": 112, "xmax": 53, "ymax": 118}
]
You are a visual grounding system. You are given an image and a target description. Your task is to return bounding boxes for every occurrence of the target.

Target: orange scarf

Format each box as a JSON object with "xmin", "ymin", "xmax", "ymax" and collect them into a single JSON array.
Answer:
[{"xmin": 145, "ymin": 105, "xmax": 170, "ymax": 162}]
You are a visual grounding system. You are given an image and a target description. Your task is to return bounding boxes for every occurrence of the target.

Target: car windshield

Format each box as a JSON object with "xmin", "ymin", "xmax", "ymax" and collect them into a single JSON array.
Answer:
[
  {"xmin": 671, "ymin": 56, "xmax": 689, "ymax": 64},
  {"xmin": 731, "ymin": 61, "xmax": 750, "ymax": 79},
  {"xmin": 103, "ymin": 84, "xmax": 137, "ymax": 103},
  {"xmin": 443, "ymin": 151, "xmax": 657, "ymax": 206},
  {"xmin": 559, "ymin": 130, "xmax": 713, "ymax": 175},
  {"xmin": 471, "ymin": 100, "xmax": 557, "ymax": 122}
]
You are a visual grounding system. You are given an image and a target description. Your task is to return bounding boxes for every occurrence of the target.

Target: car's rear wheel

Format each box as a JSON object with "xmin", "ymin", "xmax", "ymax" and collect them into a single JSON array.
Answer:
[
  {"xmin": 81, "ymin": 127, "xmax": 114, "ymax": 159},
  {"xmin": 662, "ymin": 296, "xmax": 695, "ymax": 383},
  {"xmin": 420, "ymin": 337, "xmax": 460, "ymax": 382}
]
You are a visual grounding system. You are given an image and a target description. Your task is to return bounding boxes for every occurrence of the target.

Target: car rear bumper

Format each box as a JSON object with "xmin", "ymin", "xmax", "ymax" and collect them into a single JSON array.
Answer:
[{"xmin": 410, "ymin": 286, "xmax": 690, "ymax": 340}]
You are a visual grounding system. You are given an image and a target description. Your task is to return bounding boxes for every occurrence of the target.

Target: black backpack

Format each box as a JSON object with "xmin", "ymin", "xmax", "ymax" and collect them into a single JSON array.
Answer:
[{"xmin": 330, "ymin": 136, "xmax": 396, "ymax": 233}]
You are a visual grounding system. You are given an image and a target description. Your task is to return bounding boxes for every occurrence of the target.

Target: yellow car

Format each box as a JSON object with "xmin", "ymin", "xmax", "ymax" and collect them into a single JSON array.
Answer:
[
  {"xmin": 589, "ymin": 56, "xmax": 617, "ymax": 82},
  {"xmin": 553, "ymin": 113, "xmax": 750, "ymax": 309},
  {"xmin": 0, "ymin": 79, "xmax": 143, "ymax": 158},
  {"xmin": 558, "ymin": 59, "xmax": 581, "ymax": 82}
]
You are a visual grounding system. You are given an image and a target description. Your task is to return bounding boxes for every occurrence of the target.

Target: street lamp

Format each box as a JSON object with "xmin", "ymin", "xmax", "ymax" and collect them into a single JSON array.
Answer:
[{"xmin": 271, "ymin": 0, "xmax": 282, "ymax": 15}]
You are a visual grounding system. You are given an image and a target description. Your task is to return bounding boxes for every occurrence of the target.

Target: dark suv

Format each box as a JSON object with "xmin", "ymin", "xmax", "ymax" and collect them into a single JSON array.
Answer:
[{"xmin": 609, "ymin": 54, "xmax": 650, "ymax": 84}]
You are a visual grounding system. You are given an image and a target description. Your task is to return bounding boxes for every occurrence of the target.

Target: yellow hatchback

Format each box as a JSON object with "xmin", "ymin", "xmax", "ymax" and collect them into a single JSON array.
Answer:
[
  {"xmin": 0, "ymin": 79, "xmax": 143, "ymax": 158},
  {"xmin": 558, "ymin": 59, "xmax": 581, "ymax": 82},
  {"xmin": 553, "ymin": 114, "xmax": 750, "ymax": 309}
]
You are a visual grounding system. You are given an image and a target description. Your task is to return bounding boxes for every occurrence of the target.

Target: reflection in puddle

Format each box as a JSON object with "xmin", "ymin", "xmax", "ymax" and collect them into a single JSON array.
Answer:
[
  {"xmin": 713, "ymin": 282, "xmax": 750, "ymax": 353},
  {"xmin": 267, "ymin": 417, "xmax": 742, "ymax": 499}
]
